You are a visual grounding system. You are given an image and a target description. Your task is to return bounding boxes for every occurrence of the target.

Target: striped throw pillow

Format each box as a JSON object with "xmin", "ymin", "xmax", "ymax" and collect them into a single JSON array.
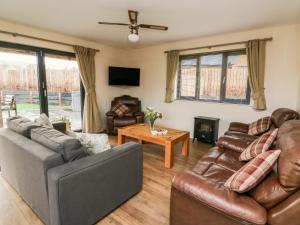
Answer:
[
  {"xmin": 248, "ymin": 116, "xmax": 271, "ymax": 136},
  {"xmin": 112, "ymin": 103, "xmax": 130, "ymax": 117},
  {"xmin": 239, "ymin": 128, "xmax": 278, "ymax": 161},
  {"xmin": 225, "ymin": 150, "xmax": 281, "ymax": 193}
]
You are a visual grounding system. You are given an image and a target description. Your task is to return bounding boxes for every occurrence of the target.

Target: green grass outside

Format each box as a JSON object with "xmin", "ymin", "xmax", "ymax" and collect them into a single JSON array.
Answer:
[
  {"xmin": 16, "ymin": 103, "xmax": 40, "ymax": 110},
  {"xmin": 16, "ymin": 103, "xmax": 61, "ymax": 110}
]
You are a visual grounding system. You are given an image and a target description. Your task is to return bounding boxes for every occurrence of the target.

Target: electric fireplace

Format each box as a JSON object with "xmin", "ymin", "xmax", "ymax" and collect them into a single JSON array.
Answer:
[{"xmin": 193, "ymin": 116, "xmax": 220, "ymax": 145}]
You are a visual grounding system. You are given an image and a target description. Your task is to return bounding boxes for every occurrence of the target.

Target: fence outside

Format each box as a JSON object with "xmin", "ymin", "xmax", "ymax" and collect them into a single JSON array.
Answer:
[
  {"xmin": 0, "ymin": 65, "xmax": 80, "ymax": 92},
  {"xmin": 180, "ymin": 65, "xmax": 248, "ymax": 100},
  {"xmin": 0, "ymin": 62, "xmax": 81, "ymax": 112}
]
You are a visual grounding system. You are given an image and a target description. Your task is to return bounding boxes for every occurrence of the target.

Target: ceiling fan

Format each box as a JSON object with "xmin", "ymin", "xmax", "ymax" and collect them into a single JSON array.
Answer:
[{"xmin": 98, "ymin": 10, "xmax": 168, "ymax": 42}]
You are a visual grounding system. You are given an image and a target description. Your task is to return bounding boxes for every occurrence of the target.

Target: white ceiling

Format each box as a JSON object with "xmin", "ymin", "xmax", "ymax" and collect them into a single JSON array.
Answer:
[{"xmin": 0, "ymin": 0, "xmax": 300, "ymax": 48}]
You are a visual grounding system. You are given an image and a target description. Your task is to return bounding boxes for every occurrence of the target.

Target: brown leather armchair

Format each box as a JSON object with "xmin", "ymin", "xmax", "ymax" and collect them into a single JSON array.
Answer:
[
  {"xmin": 106, "ymin": 95, "xmax": 144, "ymax": 135},
  {"xmin": 170, "ymin": 119, "xmax": 300, "ymax": 225}
]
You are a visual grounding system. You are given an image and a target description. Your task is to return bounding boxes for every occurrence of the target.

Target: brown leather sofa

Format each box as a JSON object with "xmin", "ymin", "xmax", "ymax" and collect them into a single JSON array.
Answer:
[
  {"xmin": 106, "ymin": 95, "xmax": 144, "ymax": 135},
  {"xmin": 225, "ymin": 108, "xmax": 299, "ymax": 142},
  {"xmin": 170, "ymin": 119, "xmax": 300, "ymax": 225}
]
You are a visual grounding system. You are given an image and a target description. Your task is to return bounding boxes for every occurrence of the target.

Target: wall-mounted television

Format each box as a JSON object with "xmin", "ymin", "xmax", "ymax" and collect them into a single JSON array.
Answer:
[{"xmin": 108, "ymin": 66, "xmax": 140, "ymax": 86}]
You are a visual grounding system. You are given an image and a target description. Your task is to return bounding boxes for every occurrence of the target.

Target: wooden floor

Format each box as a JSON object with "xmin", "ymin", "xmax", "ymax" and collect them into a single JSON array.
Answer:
[{"xmin": 0, "ymin": 136, "xmax": 210, "ymax": 225}]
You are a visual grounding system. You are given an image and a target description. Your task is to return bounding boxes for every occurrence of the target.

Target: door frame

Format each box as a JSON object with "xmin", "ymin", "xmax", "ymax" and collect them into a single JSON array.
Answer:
[{"xmin": 0, "ymin": 40, "xmax": 85, "ymax": 126}]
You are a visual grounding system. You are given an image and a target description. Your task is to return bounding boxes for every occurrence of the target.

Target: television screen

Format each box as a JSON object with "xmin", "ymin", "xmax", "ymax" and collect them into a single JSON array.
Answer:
[{"xmin": 109, "ymin": 66, "xmax": 140, "ymax": 86}]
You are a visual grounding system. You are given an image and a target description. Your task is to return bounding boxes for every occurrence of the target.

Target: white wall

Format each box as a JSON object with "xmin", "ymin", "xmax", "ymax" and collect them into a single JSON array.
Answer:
[
  {"xmin": 0, "ymin": 20, "xmax": 130, "ymax": 128},
  {"xmin": 125, "ymin": 24, "xmax": 300, "ymax": 136},
  {"xmin": 296, "ymin": 25, "xmax": 300, "ymax": 112},
  {"xmin": 1, "ymin": 21, "xmax": 300, "ymax": 136}
]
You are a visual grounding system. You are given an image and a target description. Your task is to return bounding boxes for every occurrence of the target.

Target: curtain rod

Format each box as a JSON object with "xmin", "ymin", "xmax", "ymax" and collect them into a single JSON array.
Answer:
[
  {"xmin": 0, "ymin": 30, "xmax": 100, "ymax": 52},
  {"xmin": 164, "ymin": 37, "xmax": 273, "ymax": 53}
]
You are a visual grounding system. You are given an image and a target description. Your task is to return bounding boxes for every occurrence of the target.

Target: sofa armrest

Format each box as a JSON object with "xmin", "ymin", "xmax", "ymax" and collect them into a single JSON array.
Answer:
[
  {"xmin": 228, "ymin": 122, "xmax": 249, "ymax": 134},
  {"xmin": 171, "ymin": 171, "xmax": 267, "ymax": 225},
  {"xmin": 134, "ymin": 111, "xmax": 144, "ymax": 123},
  {"xmin": 106, "ymin": 111, "xmax": 117, "ymax": 117},
  {"xmin": 217, "ymin": 135, "xmax": 253, "ymax": 153},
  {"xmin": 47, "ymin": 142, "xmax": 143, "ymax": 225},
  {"xmin": 106, "ymin": 113, "xmax": 116, "ymax": 134},
  {"xmin": 134, "ymin": 111, "xmax": 144, "ymax": 117}
]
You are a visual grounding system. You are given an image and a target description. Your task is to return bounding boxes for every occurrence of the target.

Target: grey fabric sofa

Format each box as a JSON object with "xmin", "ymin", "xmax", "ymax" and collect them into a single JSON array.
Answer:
[{"xmin": 0, "ymin": 117, "xmax": 143, "ymax": 225}]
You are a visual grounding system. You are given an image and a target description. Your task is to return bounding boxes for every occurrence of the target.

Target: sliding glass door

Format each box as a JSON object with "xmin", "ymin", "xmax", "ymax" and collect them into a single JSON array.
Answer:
[
  {"xmin": 0, "ymin": 41, "xmax": 84, "ymax": 130},
  {"xmin": 45, "ymin": 55, "xmax": 82, "ymax": 130},
  {"xmin": 0, "ymin": 51, "xmax": 40, "ymax": 122}
]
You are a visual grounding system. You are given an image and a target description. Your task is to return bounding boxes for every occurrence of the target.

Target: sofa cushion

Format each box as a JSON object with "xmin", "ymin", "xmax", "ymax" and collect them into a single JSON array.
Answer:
[
  {"xmin": 228, "ymin": 122, "xmax": 250, "ymax": 133},
  {"xmin": 112, "ymin": 103, "xmax": 130, "ymax": 117},
  {"xmin": 248, "ymin": 116, "xmax": 271, "ymax": 136},
  {"xmin": 172, "ymin": 171, "xmax": 267, "ymax": 225},
  {"xmin": 200, "ymin": 147, "xmax": 244, "ymax": 172},
  {"xmin": 123, "ymin": 112, "xmax": 134, "ymax": 117},
  {"xmin": 215, "ymin": 150, "xmax": 245, "ymax": 172},
  {"xmin": 199, "ymin": 147, "xmax": 224, "ymax": 163},
  {"xmin": 192, "ymin": 160, "xmax": 212, "ymax": 176},
  {"xmin": 7, "ymin": 116, "xmax": 40, "ymax": 138},
  {"xmin": 277, "ymin": 120, "xmax": 300, "ymax": 139},
  {"xmin": 277, "ymin": 130, "xmax": 300, "ymax": 190},
  {"xmin": 217, "ymin": 135, "xmax": 252, "ymax": 153},
  {"xmin": 224, "ymin": 131, "xmax": 258, "ymax": 143},
  {"xmin": 271, "ymin": 108, "xmax": 299, "ymax": 128},
  {"xmin": 74, "ymin": 132, "xmax": 111, "ymax": 155},
  {"xmin": 114, "ymin": 117, "xmax": 136, "ymax": 127},
  {"xmin": 225, "ymin": 150, "xmax": 281, "ymax": 193},
  {"xmin": 239, "ymin": 129, "xmax": 278, "ymax": 161},
  {"xmin": 202, "ymin": 164, "xmax": 234, "ymax": 184},
  {"xmin": 31, "ymin": 127, "xmax": 87, "ymax": 162},
  {"xmin": 250, "ymin": 172, "xmax": 294, "ymax": 209}
]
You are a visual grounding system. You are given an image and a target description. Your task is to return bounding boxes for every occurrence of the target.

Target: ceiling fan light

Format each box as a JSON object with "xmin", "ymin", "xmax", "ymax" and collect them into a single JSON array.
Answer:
[{"xmin": 128, "ymin": 33, "xmax": 139, "ymax": 42}]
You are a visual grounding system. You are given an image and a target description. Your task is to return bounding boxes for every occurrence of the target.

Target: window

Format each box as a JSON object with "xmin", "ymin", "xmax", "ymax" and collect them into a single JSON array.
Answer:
[
  {"xmin": 180, "ymin": 58, "xmax": 197, "ymax": 97},
  {"xmin": 45, "ymin": 55, "xmax": 83, "ymax": 130},
  {"xmin": 0, "ymin": 41, "xmax": 84, "ymax": 130},
  {"xmin": 177, "ymin": 50, "xmax": 250, "ymax": 104}
]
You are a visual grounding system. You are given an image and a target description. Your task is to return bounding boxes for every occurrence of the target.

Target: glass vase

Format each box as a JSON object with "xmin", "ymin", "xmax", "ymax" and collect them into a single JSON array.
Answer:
[{"xmin": 149, "ymin": 120, "xmax": 155, "ymax": 131}]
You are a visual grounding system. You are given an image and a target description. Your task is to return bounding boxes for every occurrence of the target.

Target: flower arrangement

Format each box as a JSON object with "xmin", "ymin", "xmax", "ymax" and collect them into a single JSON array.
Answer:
[{"xmin": 144, "ymin": 107, "xmax": 162, "ymax": 130}]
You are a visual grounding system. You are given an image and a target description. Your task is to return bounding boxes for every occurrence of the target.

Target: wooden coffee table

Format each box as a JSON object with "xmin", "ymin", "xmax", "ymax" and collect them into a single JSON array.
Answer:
[{"xmin": 118, "ymin": 124, "xmax": 190, "ymax": 168}]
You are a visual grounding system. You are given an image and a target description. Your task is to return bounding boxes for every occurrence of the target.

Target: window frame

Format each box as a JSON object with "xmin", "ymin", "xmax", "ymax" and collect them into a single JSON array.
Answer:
[
  {"xmin": 0, "ymin": 40, "xmax": 85, "ymax": 128},
  {"xmin": 177, "ymin": 49, "xmax": 251, "ymax": 105}
]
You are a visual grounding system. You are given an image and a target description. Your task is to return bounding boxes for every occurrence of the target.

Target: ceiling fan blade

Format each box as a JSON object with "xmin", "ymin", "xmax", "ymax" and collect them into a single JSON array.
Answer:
[
  {"xmin": 98, "ymin": 22, "xmax": 129, "ymax": 26},
  {"xmin": 128, "ymin": 10, "xmax": 138, "ymax": 24},
  {"xmin": 139, "ymin": 24, "xmax": 168, "ymax": 31}
]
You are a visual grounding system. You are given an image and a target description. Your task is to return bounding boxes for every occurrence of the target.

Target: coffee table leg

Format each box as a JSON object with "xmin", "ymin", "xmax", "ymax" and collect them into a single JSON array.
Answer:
[
  {"xmin": 165, "ymin": 141, "xmax": 174, "ymax": 168},
  {"xmin": 181, "ymin": 134, "xmax": 190, "ymax": 156},
  {"xmin": 118, "ymin": 132, "xmax": 125, "ymax": 145}
]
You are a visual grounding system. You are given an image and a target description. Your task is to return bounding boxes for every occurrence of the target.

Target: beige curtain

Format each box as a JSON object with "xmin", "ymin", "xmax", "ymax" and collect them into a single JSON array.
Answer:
[
  {"xmin": 165, "ymin": 50, "xmax": 179, "ymax": 103},
  {"xmin": 246, "ymin": 40, "xmax": 267, "ymax": 110},
  {"xmin": 0, "ymin": 106, "xmax": 3, "ymax": 128},
  {"xmin": 74, "ymin": 46, "xmax": 102, "ymax": 133}
]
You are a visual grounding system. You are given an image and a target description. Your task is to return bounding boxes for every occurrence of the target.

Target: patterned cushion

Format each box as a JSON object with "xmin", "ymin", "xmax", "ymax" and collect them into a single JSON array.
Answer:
[
  {"xmin": 248, "ymin": 116, "xmax": 271, "ymax": 136},
  {"xmin": 75, "ymin": 133, "xmax": 111, "ymax": 155},
  {"xmin": 225, "ymin": 150, "xmax": 281, "ymax": 193},
  {"xmin": 112, "ymin": 103, "xmax": 130, "ymax": 117},
  {"xmin": 240, "ymin": 128, "xmax": 278, "ymax": 161},
  {"xmin": 34, "ymin": 113, "xmax": 53, "ymax": 128}
]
